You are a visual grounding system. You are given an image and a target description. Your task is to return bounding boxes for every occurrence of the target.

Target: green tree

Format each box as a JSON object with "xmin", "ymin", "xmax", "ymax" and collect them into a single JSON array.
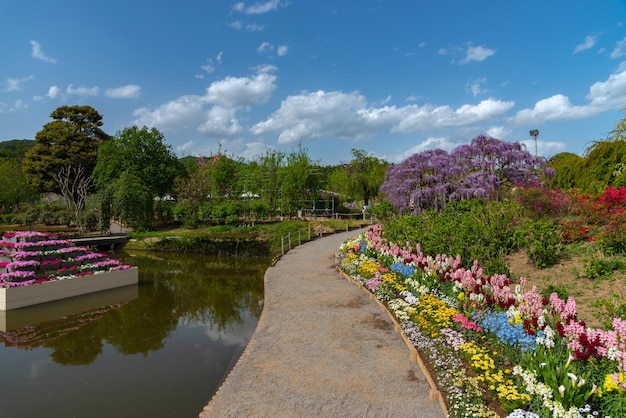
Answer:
[
  {"xmin": 254, "ymin": 149, "xmax": 285, "ymax": 214},
  {"xmin": 547, "ymin": 152, "xmax": 585, "ymax": 189},
  {"xmin": 0, "ymin": 158, "xmax": 36, "ymax": 208},
  {"xmin": 94, "ymin": 126, "xmax": 182, "ymax": 230},
  {"xmin": 0, "ymin": 139, "xmax": 35, "ymax": 160},
  {"xmin": 23, "ymin": 105, "xmax": 110, "ymax": 192},
  {"xmin": 329, "ymin": 148, "xmax": 388, "ymax": 206},
  {"xmin": 281, "ymin": 146, "xmax": 318, "ymax": 216}
]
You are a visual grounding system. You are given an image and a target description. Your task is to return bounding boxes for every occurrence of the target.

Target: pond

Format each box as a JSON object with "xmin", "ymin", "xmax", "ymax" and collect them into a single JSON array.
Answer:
[{"xmin": 0, "ymin": 250, "xmax": 270, "ymax": 418}]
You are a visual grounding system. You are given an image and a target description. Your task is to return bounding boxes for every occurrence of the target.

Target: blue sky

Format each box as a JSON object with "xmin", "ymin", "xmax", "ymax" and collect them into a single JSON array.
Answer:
[{"xmin": 2, "ymin": 0, "xmax": 626, "ymax": 165}]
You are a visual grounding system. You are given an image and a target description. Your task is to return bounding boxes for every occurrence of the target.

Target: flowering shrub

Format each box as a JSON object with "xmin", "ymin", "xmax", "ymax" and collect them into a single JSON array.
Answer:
[{"xmin": 337, "ymin": 224, "xmax": 626, "ymax": 417}]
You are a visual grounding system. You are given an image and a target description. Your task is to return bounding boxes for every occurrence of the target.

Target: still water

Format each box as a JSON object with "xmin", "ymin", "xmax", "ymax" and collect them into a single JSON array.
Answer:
[{"xmin": 0, "ymin": 251, "xmax": 270, "ymax": 418}]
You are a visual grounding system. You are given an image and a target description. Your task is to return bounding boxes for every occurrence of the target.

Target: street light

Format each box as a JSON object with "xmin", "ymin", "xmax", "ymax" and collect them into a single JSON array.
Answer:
[{"xmin": 530, "ymin": 129, "xmax": 539, "ymax": 158}]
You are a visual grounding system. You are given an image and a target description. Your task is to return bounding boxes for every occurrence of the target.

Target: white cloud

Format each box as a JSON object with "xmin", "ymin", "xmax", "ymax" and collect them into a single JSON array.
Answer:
[
  {"xmin": 235, "ymin": 0, "xmax": 281, "ymax": 15},
  {"xmin": 388, "ymin": 137, "xmax": 456, "ymax": 163},
  {"xmin": 105, "ymin": 84, "xmax": 141, "ymax": 99},
  {"xmin": 251, "ymin": 90, "xmax": 373, "ymax": 144},
  {"xmin": 203, "ymin": 65, "xmax": 277, "ymax": 107},
  {"xmin": 29, "ymin": 40, "xmax": 57, "ymax": 63},
  {"xmin": 0, "ymin": 99, "xmax": 28, "ymax": 114},
  {"xmin": 132, "ymin": 66, "xmax": 277, "ymax": 135},
  {"xmin": 229, "ymin": 21, "xmax": 264, "ymax": 31},
  {"xmin": 66, "ymin": 84, "xmax": 99, "ymax": 96},
  {"xmin": 47, "ymin": 86, "xmax": 61, "ymax": 99},
  {"xmin": 132, "ymin": 95, "xmax": 205, "ymax": 131},
  {"xmin": 574, "ymin": 34, "xmax": 599, "ymax": 54},
  {"xmin": 394, "ymin": 98, "xmax": 515, "ymax": 132},
  {"xmin": 277, "ymin": 45, "xmax": 288, "ymax": 56},
  {"xmin": 610, "ymin": 36, "xmax": 626, "ymax": 59},
  {"xmin": 198, "ymin": 106, "xmax": 244, "ymax": 136},
  {"xmin": 467, "ymin": 78, "xmax": 487, "ymax": 97},
  {"xmin": 485, "ymin": 126, "xmax": 510, "ymax": 139},
  {"xmin": 510, "ymin": 66, "xmax": 626, "ymax": 124},
  {"xmin": 257, "ymin": 42, "xmax": 273, "ymax": 53},
  {"xmin": 4, "ymin": 75, "xmax": 33, "ymax": 92},
  {"xmin": 510, "ymin": 94, "xmax": 589, "ymax": 124},
  {"xmin": 460, "ymin": 45, "xmax": 496, "ymax": 64},
  {"xmin": 252, "ymin": 89, "xmax": 513, "ymax": 144},
  {"xmin": 586, "ymin": 67, "xmax": 626, "ymax": 110}
]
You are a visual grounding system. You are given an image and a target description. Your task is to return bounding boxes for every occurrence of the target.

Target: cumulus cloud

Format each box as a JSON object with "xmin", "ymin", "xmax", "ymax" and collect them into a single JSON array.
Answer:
[
  {"xmin": 198, "ymin": 106, "xmax": 244, "ymax": 136},
  {"xmin": 252, "ymin": 89, "xmax": 513, "ymax": 144},
  {"xmin": 29, "ymin": 41, "xmax": 57, "ymax": 63},
  {"xmin": 510, "ymin": 94, "xmax": 590, "ymax": 124},
  {"xmin": 574, "ymin": 34, "xmax": 599, "ymax": 54},
  {"xmin": 105, "ymin": 84, "xmax": 141, "ymax": 99},
  {"xmin": 133, "ymin": 95, "xmax": 206, "ymax": 132},
  {"xmin": 510, "ymin": 66, "xmax": 626, "ymax": 124},
  {"xmin": 251, "ymin": 90, "xmax": 373, "ymax": 144},
  {"xmin": 66, "ymin": 84, "xmax": 99, "ymax": 96},
  {"xmin": 203, "ymin": 65, "xmax": 277, "ymax": 107},
  {"xmin": 394, "ymin": 98, "xmax": 515, "ymax": 133},
  {"xmin": 389, "ymin": 137, "xmax": 457, "ymax": 163},
  {"xmin": 132, "ymin": 66, "xmax": 277, "ymax": 136},
  {"xmin": 460, "ymin": 45, "xmax": 496, "ymax": 64},
  {"xmin": 47, "ymin": 86, "xmax": 61, "ymax": 99}
]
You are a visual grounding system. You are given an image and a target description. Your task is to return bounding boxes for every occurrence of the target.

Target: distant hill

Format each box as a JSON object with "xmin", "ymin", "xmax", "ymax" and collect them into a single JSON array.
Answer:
[{"xmin": 0, "ymin": 139, "xmax": 35, "ymax": 160}]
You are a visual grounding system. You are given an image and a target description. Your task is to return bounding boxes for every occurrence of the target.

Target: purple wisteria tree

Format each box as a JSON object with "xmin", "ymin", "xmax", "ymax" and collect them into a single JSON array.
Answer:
[{"xmin": 381, "ymin": 135, "xmax": 553, "ymax": 214}]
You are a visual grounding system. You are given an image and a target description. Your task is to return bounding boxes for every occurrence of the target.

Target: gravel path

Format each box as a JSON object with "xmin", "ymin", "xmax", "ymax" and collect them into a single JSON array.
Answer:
[{"xmin": 200, "ymin": 228, "xmax": 446, "ymax": 418}]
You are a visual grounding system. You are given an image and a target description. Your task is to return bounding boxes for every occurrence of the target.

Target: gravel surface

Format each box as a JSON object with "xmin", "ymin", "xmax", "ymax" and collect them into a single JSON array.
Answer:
[{"xmin": 200, "ymin": 228, "xmax": 446, "ymax": 418}]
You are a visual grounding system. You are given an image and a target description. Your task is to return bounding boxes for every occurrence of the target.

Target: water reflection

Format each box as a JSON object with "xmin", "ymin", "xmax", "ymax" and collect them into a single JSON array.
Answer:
[{"xmin": 0, "ymin": 251, "xmax": 269, "ymax": 418}]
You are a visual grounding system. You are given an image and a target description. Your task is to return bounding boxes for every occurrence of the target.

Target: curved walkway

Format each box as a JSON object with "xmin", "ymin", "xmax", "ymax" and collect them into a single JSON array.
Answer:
[{"xmin": 200, "ymin": 228, "xmax": 446, "ymax": 418}]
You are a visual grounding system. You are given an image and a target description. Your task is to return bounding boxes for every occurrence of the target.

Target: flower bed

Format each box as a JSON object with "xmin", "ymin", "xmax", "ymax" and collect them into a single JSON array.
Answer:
[
  {"xmin": 337, "ymin": 225, "xmax": 625, "ymax": 418},
  {"xmin": 0, "ymin": 231, "xmax": 137, "ymax": 310}
]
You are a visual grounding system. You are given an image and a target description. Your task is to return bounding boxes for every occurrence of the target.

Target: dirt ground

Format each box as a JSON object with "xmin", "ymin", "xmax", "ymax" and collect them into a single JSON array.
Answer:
[{"xmin": 506, "ymin": 246, "xmax": 626, "ymax": 329}]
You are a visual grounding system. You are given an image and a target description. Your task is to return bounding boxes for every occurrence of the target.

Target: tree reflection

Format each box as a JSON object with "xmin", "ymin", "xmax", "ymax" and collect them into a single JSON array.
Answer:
[{"xmin": 0, "ymin": 252, "xmax": 268, "ymax": 364}]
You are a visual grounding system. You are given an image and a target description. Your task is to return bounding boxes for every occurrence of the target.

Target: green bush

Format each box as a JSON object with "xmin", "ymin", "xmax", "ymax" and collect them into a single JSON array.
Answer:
[
  {"xmin": 541, "ymin": 284, "xmax": 570, "ymax": 300},
  {"xmin": 383, "ymin": 199, "xmax": 524, "ymax": 275},
  {"xmin": 583, "ymin": 255, "xmax": 626, "ymax": 279},
  {"xmin": 524, "ymin": 219, "xmax": 562, "ymax": 268},
  {"xmin": 77, "ymin": 210, "xmax": 99, "ymax": 231}
]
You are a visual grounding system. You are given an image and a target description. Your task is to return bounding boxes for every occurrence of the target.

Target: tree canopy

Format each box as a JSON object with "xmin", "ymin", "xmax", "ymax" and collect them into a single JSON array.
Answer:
[
  {"xmin": 328, "ymin": 149, "xmax": 388, "ymax": 207},
  {"xmin": 94, "ymin": 126, "xmax": 182, "ymax": 230},
  {"xmin": 23, "ymin": 105, "xmax": 110, "ymax": 192},
  {"xmin": 548, "ymin": 109, "xmax": 626, "ymax": 193},
  {"xmin": 381, "ymin": 135, "xmax": 550, "ymax": 214}
]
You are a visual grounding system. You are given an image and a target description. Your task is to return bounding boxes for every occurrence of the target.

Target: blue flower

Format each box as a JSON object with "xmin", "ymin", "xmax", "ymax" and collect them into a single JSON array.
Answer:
[
  {"xmin": 479, "ymin": 311, "xmax": 536, "ymax": 351},
  {"xmin": 390, "ymin": 262, "xmax": 415, "ymax": 278}
]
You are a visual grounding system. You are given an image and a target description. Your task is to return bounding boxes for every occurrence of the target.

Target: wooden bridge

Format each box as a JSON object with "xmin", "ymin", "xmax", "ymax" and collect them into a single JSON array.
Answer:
[{"xmin": 70, "ymin": 235, "xmax": 129, "ymax": 250}]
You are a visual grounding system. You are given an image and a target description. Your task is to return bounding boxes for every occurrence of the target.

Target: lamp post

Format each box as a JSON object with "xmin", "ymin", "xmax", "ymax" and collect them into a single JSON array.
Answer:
[{"xmin": 529, "ymin": 129, "xmax": 539, "ymax": 158}]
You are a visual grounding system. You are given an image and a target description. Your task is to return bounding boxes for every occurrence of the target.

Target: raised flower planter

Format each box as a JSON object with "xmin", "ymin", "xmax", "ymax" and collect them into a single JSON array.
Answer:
[
  {"xmin": 0, "ymin": 231, "xmax": 138, "ymax": 310},
  {"xmin": 0, "ymin": 268, "xmax": 138, "ymax": 310}
]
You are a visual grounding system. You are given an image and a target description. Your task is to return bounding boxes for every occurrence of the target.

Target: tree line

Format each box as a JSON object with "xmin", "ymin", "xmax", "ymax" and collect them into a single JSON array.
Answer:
[
  {"xmin": 0, "ymin": 105, "xmax": 388, "ymax": 231},
  {"xmin": 2, "ymin": 105, "xmax": 624, "ymax": 231}
]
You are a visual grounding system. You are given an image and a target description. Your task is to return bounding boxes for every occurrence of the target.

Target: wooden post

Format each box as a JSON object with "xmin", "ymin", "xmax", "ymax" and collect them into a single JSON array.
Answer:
[{"xmin": 281, "ymin": 236, "xmax": 285, "ymax": 255}]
